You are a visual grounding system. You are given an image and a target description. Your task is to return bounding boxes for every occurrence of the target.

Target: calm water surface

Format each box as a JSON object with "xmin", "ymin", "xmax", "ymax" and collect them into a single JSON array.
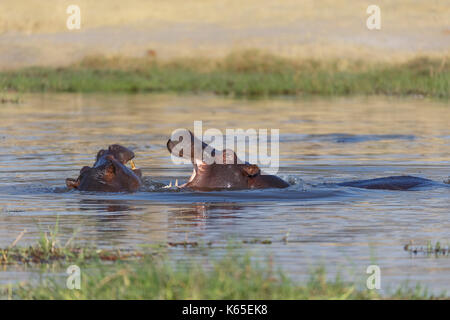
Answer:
[{"xmin": 0, "ymin": 94, "xmax": 449, "ymax": 294}]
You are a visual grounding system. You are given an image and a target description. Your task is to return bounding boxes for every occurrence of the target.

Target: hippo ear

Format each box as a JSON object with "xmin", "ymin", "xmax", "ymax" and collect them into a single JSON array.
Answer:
[
  {"xmin": 80, "ymin": 166, "xmax": 90, "ymax": 175},
  {"xmin": 242, "ymin": 164, "xmax": 261, "ymax": 177},
  {"xmin": 96, "ymin": 149, "xmax": 106, "ymax": 161},
  {"xmin": 66, "ymin": 178, "xmax": 80, "ymax": 189}
]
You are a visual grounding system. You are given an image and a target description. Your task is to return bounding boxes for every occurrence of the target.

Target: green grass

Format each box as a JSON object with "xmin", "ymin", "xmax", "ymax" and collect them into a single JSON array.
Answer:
[
  {"xmin": 0, "ymin": 51, "xmax": 448, "ymax": 98},
  {"xmin": 0, "ymin": 222, "xmax": 144, "ymax": 266},
  {"xmin": 0, "ymin": 223, "xmax": 447, "ymax": 300},
  {"xmin": 4, "ymin": 251, "xmax": 442, "ymax": 300}
]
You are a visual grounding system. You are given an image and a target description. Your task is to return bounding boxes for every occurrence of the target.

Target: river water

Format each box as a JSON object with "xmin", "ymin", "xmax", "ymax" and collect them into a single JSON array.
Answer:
[{"xmin": 0, "ymin": 93, "xmax": 449, "ymax": 295}]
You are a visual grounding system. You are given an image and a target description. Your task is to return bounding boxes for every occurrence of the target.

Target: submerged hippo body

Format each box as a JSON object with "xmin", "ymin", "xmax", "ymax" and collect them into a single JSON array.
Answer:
[
  {"xmin": 338, "ymin": 175, "xmax": 435, "ymax": 191},
  {"xmin": 167, "ymin": 130, "xmax": 289, "ymax": 191},
  {"xmin": 66, "ymin": 145, "xmax": 142, "ymax": 192}
]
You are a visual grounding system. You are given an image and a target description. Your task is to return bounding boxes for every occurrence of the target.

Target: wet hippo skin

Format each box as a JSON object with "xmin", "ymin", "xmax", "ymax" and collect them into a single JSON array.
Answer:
[
  {"xmin": 167, "ymin": 130, "xmax": 441, "ymax": 192},
  {"xmin": 337, "ymin": 175, "xmax": 435, "ymax": 190},
  {"xmin": 167, "ymin": 130, "xmax": 290, "ymax": 191},
  {"xmin": 66, "ymin": 144, "xmax": 142, "ymax": 192}
]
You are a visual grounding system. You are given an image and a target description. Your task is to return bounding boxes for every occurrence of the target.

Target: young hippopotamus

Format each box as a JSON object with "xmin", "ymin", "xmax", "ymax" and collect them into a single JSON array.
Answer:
[
  {"xmin": 167, "ymin": 130, "xmax": 290, "ymax": 191},
  {"xmin": 66, "ymin": 144, "xmax": 142, "ymax": 192}
]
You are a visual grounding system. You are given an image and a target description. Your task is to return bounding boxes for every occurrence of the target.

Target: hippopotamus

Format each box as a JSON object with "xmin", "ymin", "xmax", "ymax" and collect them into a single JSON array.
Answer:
[
  {"xmin": 66, "ymin": 144, "xmax": 142, "ymax": 192},
  {"xmin": 167, "ymin": 130, "xmax": 442, "ymax": 192},
  {"xmin": 167, "ymin": 130, "xmax": 289, "ymax": 191}
]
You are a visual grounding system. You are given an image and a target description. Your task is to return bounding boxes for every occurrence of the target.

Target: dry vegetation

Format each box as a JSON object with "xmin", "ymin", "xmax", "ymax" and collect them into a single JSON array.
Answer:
[
  {"xmin": 0, "ymin": 0, "xmax": 448, "ymax": 68},
  {"xmin": 1, "ymin": 0, "xmax": 448, "ymax": 34}
]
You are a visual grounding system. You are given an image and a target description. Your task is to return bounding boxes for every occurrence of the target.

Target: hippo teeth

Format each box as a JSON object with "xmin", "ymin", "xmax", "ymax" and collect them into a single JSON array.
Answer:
[
  {"xmin": 163, "ymin": 179, "xmax": 179, "ymax": 189},
  {"xmin": 129, "ymin": 160, "xmax": 136, "ymax": 170}
]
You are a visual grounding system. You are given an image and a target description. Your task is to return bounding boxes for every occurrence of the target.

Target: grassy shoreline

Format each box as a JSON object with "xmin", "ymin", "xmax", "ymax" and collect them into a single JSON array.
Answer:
[
  {"xmin": 1, "ymin": 52, "xmax": 448, "ymax": 99},
  {"xmin": 3, "ymin": 250, "xmax": 442, "ymax": 300},
  {"xmin": 0, "ymin": 229, "xmax": 446, "ymax": 300}
]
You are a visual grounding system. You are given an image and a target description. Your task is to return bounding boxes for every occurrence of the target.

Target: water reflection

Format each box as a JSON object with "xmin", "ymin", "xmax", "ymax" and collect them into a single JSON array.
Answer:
[{"xmin": 77, "ymin": 199, "xmax": 136, "ymax": 213}]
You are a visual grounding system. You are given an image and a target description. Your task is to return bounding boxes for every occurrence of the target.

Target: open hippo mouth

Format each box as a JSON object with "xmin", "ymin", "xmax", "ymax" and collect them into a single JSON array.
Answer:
[
  {"xmin": 93, "ymin": 144, "xmax": 137, "ymax": 168},
  {"xmin": 167, "ymin": 130, "xmax": 289, "ymax": 191},
  {"xmin": 66, "ymin": 144, "xmax": 142, "ymax": 192}
]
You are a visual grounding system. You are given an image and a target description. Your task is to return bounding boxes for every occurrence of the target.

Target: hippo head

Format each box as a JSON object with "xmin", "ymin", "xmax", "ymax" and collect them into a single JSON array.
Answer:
[
  {"xmin": 66, "ymin": 144, "xmax": 142, "ymax": 192},
  {"xmin": 167, "ymin": 130, "xmax": 289, "ymax": 191}
]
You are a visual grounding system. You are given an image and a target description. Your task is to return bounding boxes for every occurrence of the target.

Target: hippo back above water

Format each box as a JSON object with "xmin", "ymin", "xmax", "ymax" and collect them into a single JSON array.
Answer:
[{"xmin": 337, "ymin": 175, "xmax": 435, "ymax": 190}]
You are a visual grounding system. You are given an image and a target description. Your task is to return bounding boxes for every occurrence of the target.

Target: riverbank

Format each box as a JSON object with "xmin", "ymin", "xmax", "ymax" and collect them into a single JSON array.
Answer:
[
  {"xmin": 0, "ymin": 230, "xmax": 445, "ymax": 300},
  {"xmin": 2, "ymin": 248, "xmax": 441, "ymax": 300},
  {"xmin": 0, "ymin": 52, "xmax": 448, "ymax": 99}
]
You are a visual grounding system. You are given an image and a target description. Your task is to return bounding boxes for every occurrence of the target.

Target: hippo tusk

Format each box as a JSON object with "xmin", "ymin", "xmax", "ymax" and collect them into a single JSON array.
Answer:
[
  {"xmin": 163, "ymin": 181, "xmax": 172, "ymax": 189},
  {"xmin": 163, "ymin": 180, "xmax": 181, "ymax": 189},
  {"xmin": 130, "ymin": 160, "xmax": 136, "ymax": 170}
]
